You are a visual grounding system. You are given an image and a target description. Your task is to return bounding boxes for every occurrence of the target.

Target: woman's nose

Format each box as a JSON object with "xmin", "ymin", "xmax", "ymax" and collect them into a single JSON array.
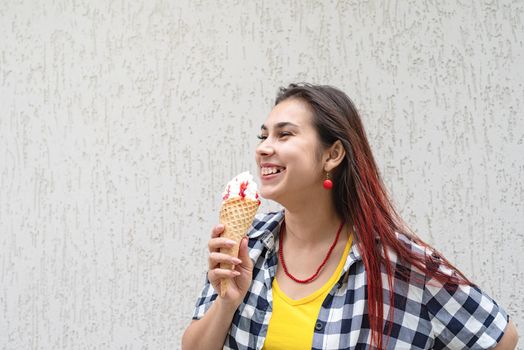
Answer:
[{"xmin": 256, "ymin": 139, "xmax": 274, "ymax": 157}]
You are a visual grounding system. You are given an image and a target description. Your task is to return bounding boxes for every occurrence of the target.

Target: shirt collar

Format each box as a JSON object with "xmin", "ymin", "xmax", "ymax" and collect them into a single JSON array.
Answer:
[{"xmin": 249, "ymin": 210, "xmax": 285, "ymax": 251}]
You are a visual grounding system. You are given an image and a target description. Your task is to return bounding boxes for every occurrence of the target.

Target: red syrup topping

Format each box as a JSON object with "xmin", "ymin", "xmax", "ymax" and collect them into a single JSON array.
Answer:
[
  {"xmin": 223, "ymin": 185, "xmax": 231, "ymax": 200},
  {"xmin": 239, "ymin": 181, "xmax": 248, "ymax": 199}
]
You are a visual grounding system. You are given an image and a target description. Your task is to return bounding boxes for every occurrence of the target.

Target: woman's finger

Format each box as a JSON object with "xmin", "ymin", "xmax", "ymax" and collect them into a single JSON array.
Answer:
[
  {"xmin": 211, "ymin": 224, "xmax": 225, "ymax": 238},
  {"xmin": 208, "ymin": 237, "xmax": 237, "ymax": 252},
  {"xmin": 236, "ymin": 237, "xmax": 253, "ymax": 272},
  {"xmin": 208, "ymin": 252, "xmax": 242, "ymax": 269},
  {"xmin": 208, "ymin": 268, "xmax": 241, "ymax": 282}
]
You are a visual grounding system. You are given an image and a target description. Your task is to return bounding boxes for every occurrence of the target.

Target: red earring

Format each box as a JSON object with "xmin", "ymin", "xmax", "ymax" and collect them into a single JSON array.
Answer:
[{"xmin": 323, "ymin": 172, "xmax": 333, "ymax": 190}]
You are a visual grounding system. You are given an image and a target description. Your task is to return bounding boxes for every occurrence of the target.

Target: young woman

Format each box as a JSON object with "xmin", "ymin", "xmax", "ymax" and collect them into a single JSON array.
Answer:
[{"xmin": 182, "ymin": 83, "xmax": 518, "ymax": 349}]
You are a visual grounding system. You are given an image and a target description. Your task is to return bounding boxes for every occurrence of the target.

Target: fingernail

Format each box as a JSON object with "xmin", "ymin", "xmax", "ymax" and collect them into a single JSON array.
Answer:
[
  {"xmin": 217, "ymin": 224, "xmax": 224, "ymax": 230},
  {"xmin": 232, "ymin": 258, "xmax": 242, "ymax": 264},
  {"xmin": 233, "ymin": 271, "xmax": 241, "ymax": 276},
  {"xmin": 226, "ymin": 239, "xmax": 237, "ymax": 245}
]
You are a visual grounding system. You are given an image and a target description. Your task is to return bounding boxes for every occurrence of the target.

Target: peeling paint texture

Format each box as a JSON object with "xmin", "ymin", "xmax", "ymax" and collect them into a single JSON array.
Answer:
[{"xmin": 0, "ymin": 1, "xmax": 522, "ymax": 349}]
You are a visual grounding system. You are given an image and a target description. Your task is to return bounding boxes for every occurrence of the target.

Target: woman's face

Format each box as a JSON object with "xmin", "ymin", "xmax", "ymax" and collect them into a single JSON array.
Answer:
[{"xmin": 255, "ymin": 98, "xmax": 325, "ymax": 204}]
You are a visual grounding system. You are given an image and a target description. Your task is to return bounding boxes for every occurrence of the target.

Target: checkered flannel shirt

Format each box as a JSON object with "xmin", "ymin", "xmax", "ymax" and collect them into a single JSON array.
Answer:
[{"xmin": 192, "ymin": 210, "xmax": 508, "ymax": 349}]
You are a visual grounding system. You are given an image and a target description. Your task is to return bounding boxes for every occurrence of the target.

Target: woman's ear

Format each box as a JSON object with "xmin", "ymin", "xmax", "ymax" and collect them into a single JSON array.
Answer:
[{"xmin": 324, "ymin": 140, "xmax": 345, "ymax": 172}]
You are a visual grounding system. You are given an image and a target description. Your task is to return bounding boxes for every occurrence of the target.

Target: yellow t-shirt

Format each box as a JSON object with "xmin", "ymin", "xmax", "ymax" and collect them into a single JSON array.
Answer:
[{"xmin": 263, "ymin": 235, "xmax": 352, "ymax": 349}]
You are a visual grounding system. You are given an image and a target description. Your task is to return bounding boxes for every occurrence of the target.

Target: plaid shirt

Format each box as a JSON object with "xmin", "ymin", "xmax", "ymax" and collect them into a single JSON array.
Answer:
[{"xmin": 192, "ymin": 210, "xmax": 508, "ymax": 349}]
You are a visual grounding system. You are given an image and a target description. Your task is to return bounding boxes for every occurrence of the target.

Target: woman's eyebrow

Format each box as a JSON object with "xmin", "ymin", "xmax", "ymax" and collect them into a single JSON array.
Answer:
[{"xmin": 260, "ymin": 122, "xmax": 299, "ymax": 130}]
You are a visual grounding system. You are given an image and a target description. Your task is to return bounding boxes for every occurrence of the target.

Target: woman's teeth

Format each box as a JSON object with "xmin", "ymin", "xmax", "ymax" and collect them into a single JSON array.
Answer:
[{"xmin": 261, "ymin": 167, "xmax": 283, "ymax": 175}]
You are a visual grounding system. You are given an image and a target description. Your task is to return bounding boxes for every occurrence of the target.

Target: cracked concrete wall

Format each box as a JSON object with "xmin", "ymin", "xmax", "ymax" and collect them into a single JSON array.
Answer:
[{"xmin": 1, "ymin": 1, "xmax": 522, "ymax": 349}]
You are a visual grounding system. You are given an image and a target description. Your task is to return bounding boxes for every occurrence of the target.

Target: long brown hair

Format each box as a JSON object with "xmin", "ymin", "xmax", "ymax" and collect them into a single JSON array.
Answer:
[{"xmin": 275, "ymin": 83, "xmax": 471, "ymax": 349}]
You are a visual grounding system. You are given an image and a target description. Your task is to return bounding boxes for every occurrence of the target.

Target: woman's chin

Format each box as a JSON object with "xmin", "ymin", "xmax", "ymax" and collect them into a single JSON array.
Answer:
[
  {"xmin": 259, "ymin": 189, "xmax": 274, "ymax": 200},
  {"xmin": 259, "ymin": 187, "xmax": 281, "ymax": 202}
]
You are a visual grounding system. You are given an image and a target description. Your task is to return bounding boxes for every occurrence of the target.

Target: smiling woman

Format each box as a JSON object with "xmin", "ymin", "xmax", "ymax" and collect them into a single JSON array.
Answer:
[{"xmin": 181, "ymin": 83, "xmax": 518, "ymax": 350}]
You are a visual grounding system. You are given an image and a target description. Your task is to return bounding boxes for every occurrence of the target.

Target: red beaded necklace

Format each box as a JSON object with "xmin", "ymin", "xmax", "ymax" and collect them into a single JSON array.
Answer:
[{"xmin": 279, "ymin": 221, "xmax": 344, "ymax": 284}]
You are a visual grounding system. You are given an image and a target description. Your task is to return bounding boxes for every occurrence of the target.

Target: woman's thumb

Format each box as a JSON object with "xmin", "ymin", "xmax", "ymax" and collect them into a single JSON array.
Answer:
[{"xmin": 238, "ymin": 237, "xmax": 253, "ymax": 270}]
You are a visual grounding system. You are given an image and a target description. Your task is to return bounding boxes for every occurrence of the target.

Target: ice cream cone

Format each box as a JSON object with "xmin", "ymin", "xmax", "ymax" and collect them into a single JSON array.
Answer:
[{"xmin": 219, "ymin": 196, "xmax": 259, "ymax": 297}]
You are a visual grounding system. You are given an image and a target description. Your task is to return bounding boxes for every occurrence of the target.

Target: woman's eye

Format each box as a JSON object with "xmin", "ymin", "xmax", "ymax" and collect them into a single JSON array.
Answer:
[{"xmin": 257, "ymin": 132, "xmax": 291, "ymax": 141}]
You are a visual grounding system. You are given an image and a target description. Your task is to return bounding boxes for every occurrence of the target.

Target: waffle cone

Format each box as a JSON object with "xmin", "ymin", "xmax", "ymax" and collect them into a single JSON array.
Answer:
[{"xmin": 219, "ymin": 197, "xmax": 259, "ymax": 297}]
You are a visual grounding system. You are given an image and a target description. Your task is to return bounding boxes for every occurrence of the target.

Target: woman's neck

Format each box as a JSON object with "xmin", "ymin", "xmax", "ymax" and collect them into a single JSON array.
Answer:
[{"xmin": 282, "ymin": 201, "xmax": 344, "ymax": 249}]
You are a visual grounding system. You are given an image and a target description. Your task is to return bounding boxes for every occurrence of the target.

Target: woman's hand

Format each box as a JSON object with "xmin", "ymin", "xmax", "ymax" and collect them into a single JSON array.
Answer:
[
  {"xmin": 207, "ymin": 224, "xmax": 253, "ymax": 308},
  {"xmin": 182, "ymin": 225, "xmax": 253, "ymax": 350}
]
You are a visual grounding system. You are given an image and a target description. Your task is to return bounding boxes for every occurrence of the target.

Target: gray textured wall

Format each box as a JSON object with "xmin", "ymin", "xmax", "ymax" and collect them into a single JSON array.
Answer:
[{"xmin": 1, "ymin": 1, "xmax": 522, "ymax": 349}]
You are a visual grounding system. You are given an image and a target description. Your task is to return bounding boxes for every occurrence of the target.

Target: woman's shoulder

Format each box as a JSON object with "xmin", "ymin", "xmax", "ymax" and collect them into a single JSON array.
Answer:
[
  {"xmin": 383, "ymin": 231, "xmax": 456, "ymax": 280},
  {"xmin": 393, "ymin": 231, "xmax": 429, "ymax": 256},
  {"xmin": 382, "ymin": 231, "xmax": 427, "ymax": 263}
]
